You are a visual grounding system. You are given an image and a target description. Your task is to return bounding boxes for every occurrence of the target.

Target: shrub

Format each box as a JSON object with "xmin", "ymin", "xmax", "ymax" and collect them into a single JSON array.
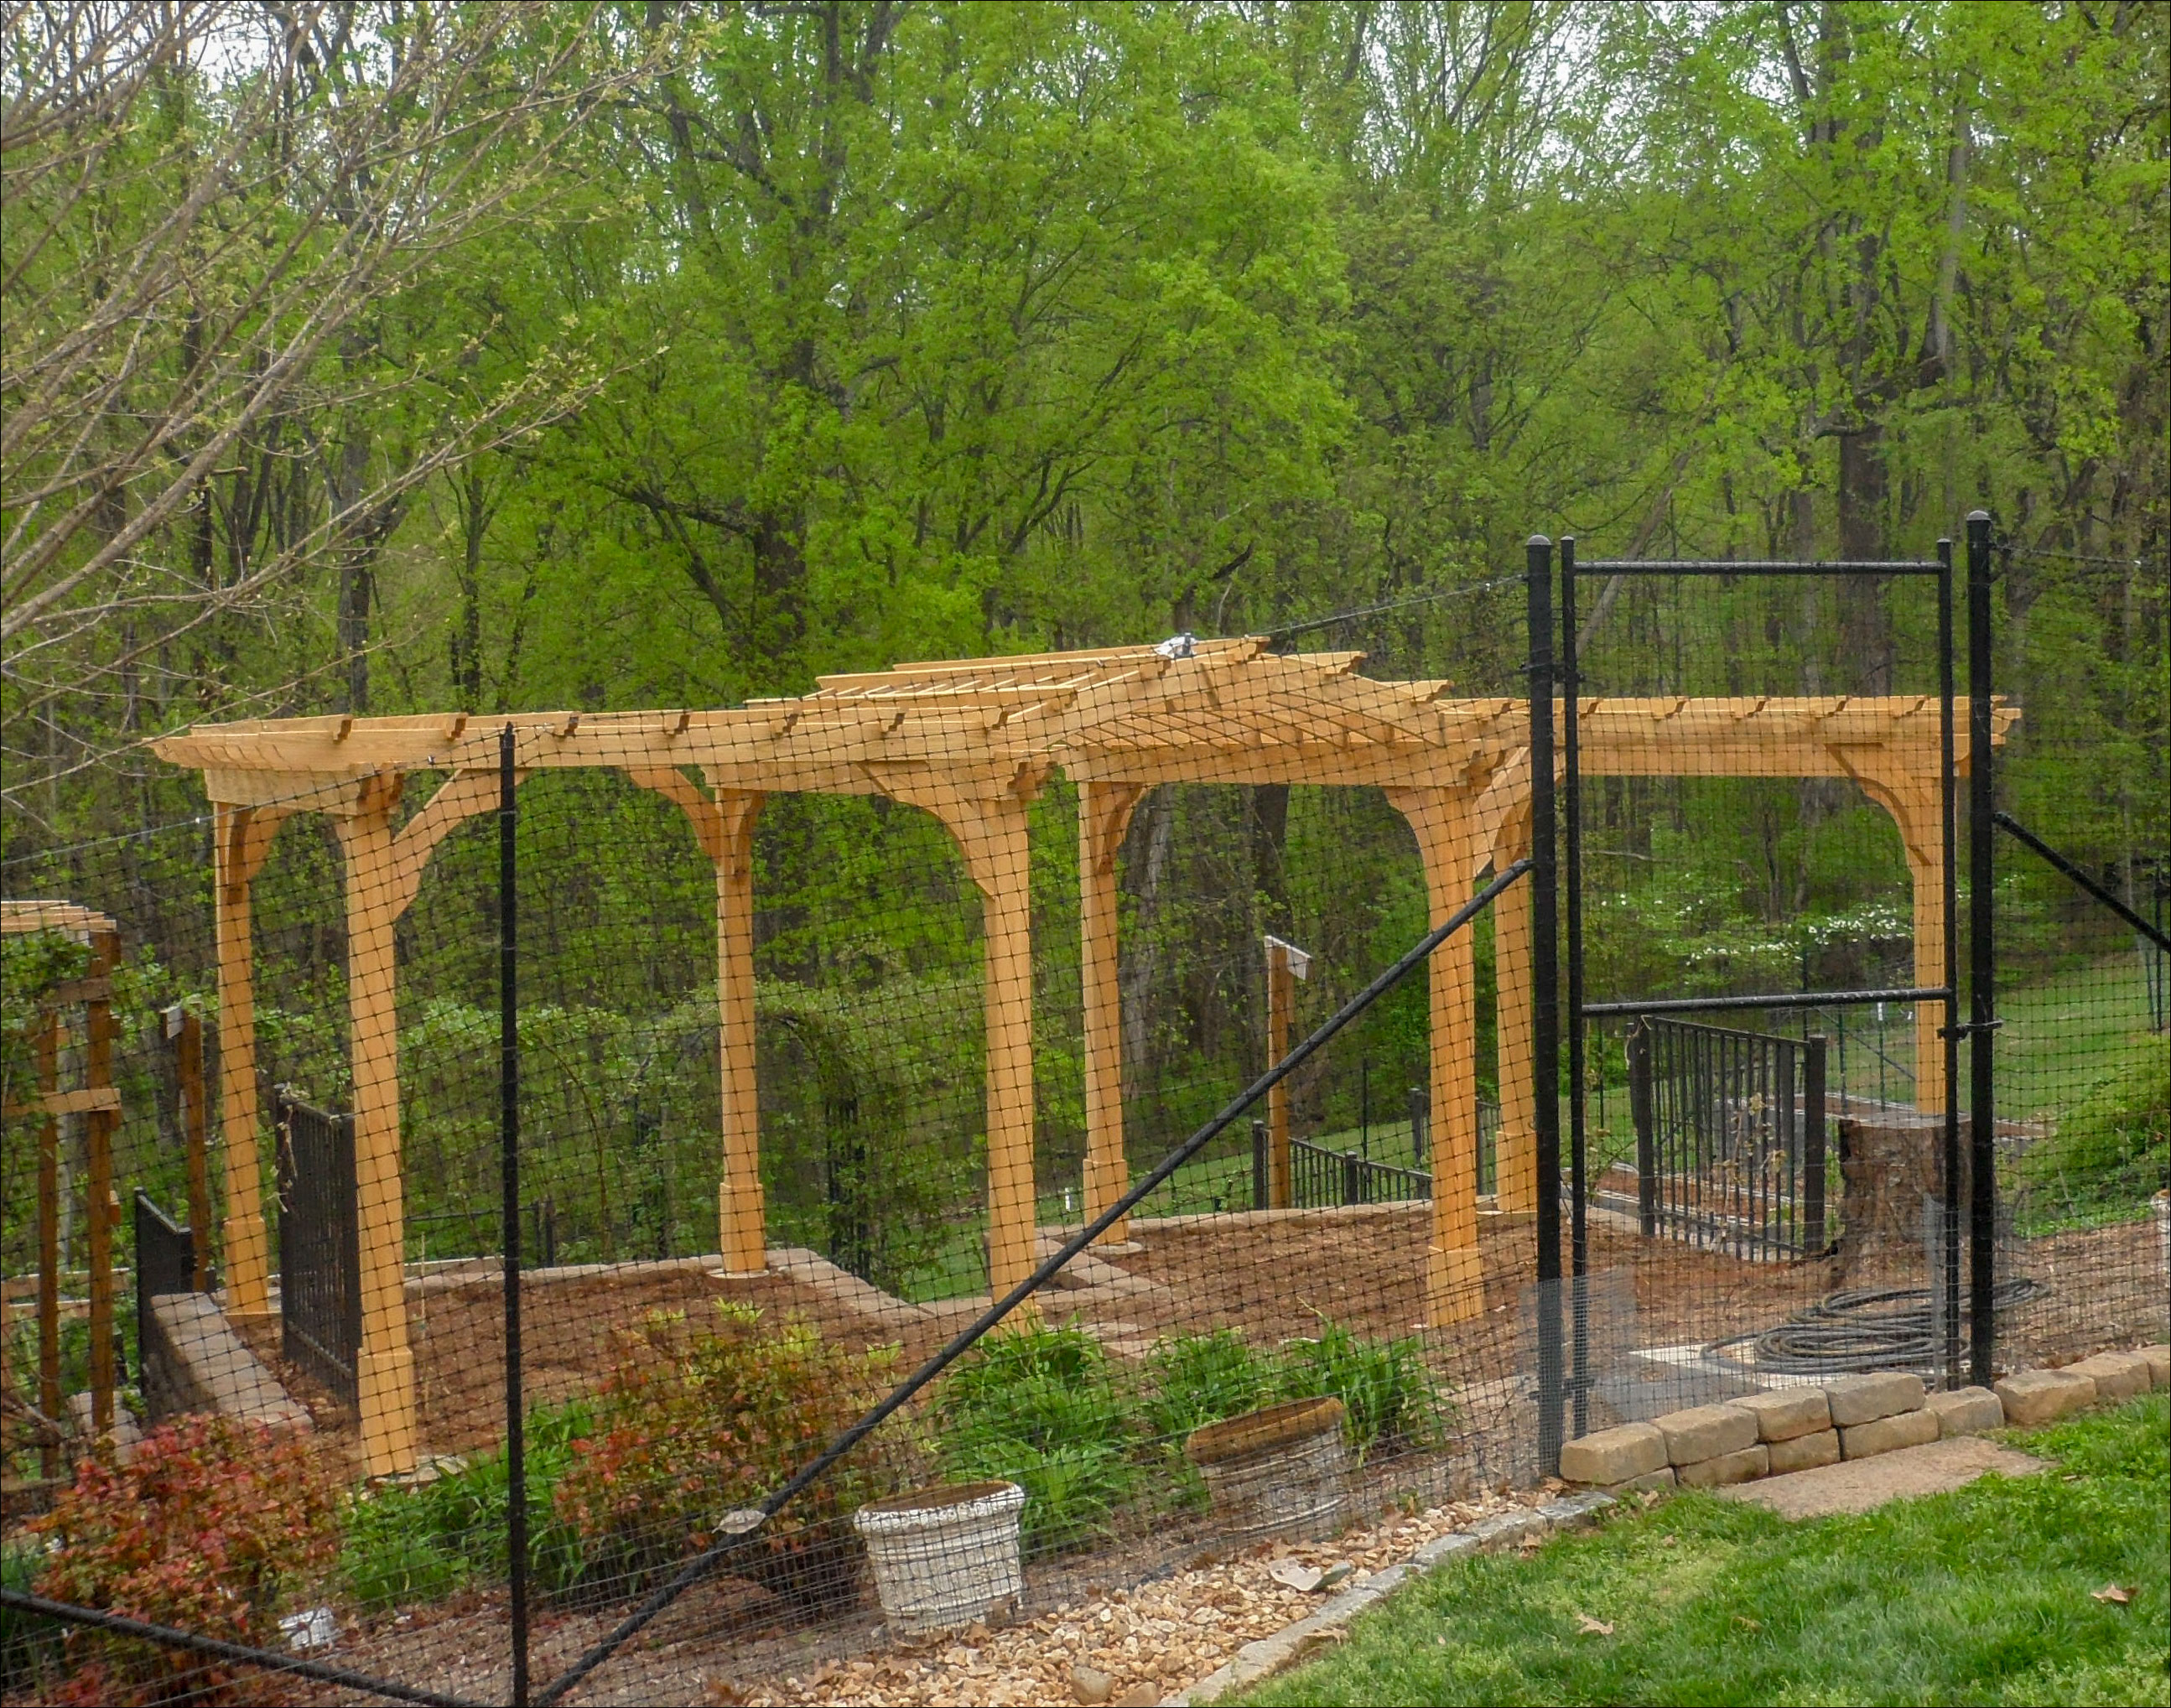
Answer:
[
  {"xmin": 1275, "ymin": 1318, "xmax": 1442, "ymax": 1458},
  {"xmin": 2, "ymin": 1538, "xmax": 66, "ymax": 1698},
  {"xmin": 935, "ymin": 1321, "xmax": 1137, "ymax": 1554},
  {"xmin": 552, "ymin": 1303, "xmax": 906, "ymax": 1608},
  {"xmin": 1144, "ymin": 1319, "xmax": 1444, "ymax": 1470},
  {"xmin": 29, "ymin": 1415, "xmax": 339, "ymax": 1706},
  {"xmin": 2018, "ymin": 1051, "xmax": 2171, "ymax": 1223},
  {"xmin": 340, "ymin": 1400, "xmax": 593, "ymax": 1612}
]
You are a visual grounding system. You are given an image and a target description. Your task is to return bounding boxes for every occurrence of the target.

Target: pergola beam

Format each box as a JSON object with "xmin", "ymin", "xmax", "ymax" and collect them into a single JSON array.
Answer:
[{"xmin": 150, "ymin": 647, "xmax": 2016, "ymax": 1478}]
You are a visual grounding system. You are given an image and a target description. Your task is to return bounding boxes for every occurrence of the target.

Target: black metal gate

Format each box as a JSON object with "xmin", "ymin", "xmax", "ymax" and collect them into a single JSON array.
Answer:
[
  {"xmin": 1623, "ymin": 1017, "xmax": 1826, "ymax": 1259},
  {"xmin": 132, "ymin": 1189, "xmax": 195, "ymax": 1370},
  {"xmin": 274, "ymin": 1089, "xmax": 361, "ymax": 1408}
]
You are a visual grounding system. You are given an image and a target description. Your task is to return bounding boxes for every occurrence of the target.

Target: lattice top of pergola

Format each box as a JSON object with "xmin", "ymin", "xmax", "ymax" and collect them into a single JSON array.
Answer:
[{"xmin": 153, "ymin": 636, "xmax": 2005, "ymax": 806}]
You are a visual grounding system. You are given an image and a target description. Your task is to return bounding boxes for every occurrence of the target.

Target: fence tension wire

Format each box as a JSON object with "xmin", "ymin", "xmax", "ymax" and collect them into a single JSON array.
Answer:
[
  {"xmin": 532, "ymin": 859, "xmax": 1532, "ymax": 1706},
  {"xmin": 0, "ymin": 1589, "xmax": 484, "ymax": 1708}
]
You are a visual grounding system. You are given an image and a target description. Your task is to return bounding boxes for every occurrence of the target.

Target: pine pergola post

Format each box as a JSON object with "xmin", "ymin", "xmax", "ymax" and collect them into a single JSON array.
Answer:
[
  {"xmin": 870, "ymin": 767, "xmax": 1047, "ymax": 1308},
  {"xmin": 713, "ymin": 790, "xmax": 766, "ymax": 1274},
  {"xmin": 213, "ymin": 803, "xmax": 285, "ymax": 1321},
  {"xmin": 342, "ymin": 778, "xmax": 418, "ymax": 1477},
  {"xmin": 1493, "ymin": 820, "xmax": 1538, "ymax": 1213},
  {"xmin": 1387, "ymin": 787, "xmax": 1486, "ymax": 1325},
  {"xmin": 1846, "ymin": 766, "xmax": 1948, "ymax": 1114},
  {"xmin": 1079, "ymin": 781, "xmax": 1144, "ymax": 1245}
]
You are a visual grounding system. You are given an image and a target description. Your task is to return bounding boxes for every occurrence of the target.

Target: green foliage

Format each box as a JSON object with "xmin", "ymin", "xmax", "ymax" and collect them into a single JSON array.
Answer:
[
  {"xmin": 1239, "ymin": 1392, "xmax": 2171, "ymax": 1708},
  {"xmin": 935, "ymin": 1323, "xmax": 1139, "ymax": 1555},
  {"xmin": 0, "ymin": 929, "xmax": 89, "ymax": 1120},
  {"xmin": 2017, "ymin": 1051, "xmax": 2171, "ymax": 1225},
  {"xmin": 552, "ymin": 1303, "xmax": 909, "ymax": 1604},
  {"xmin": 937, "ymin": 1316, "xmax": 1444, "ymax": 1541},
  {"xmin": 339, "ymin": 1401, "xmax": 593, "ymax": 1612},
  {"xmin": 0, "ymin": 1539, "xmax": 66, "ymax": 1699},
  {"xmin": 1274, "ymin": 1320, "xmax": 1444, "ymax": 1461},
  {"xmin": 1141, "ymin": 1330, "xmax": 1275, "ymax": 1446},
  {"xmin": 29, "ymin": 1415, "xmax": 340, "ymax": 1706}
]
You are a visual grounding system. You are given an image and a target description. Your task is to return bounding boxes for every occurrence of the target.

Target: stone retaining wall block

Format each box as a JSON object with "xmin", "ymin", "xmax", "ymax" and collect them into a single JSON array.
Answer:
[
  {"xmin": 1654, "ymin": 1403, "xmax": 1759, "ymax": 1467},
  {"xmin": 1824, "ymin": 1371, "xmax": 1926, "ymax": 1427},
  {"xmin": 1924, "ymin": 1386, "xmax": 2005, "ymax": 1437},
  {"xmin": 1840, "ymin": 1406, "xmax": 1940, "ymax": 1459},
  {"xmin": 1559, "ymin": 1422, "xmax": 1668, "ymax": 1486},
  {"xmin": 1765, "ymin": 1428, "xmax": 1841, "ymax": 1474},
  {"xmin": 2065, "ymin": 1351, "xmax": 2151, "ymax": 1401},
  {"xmin": 1675, "ymin": 1445, "xmax": 1768, "ymax": 1488},
  {"xmin": 1604, "ymin": 1467, "xmax": 1677, "ymax": 1495},
  {"xmin": 2140, "ymin": 1345, "xmax": 2170, "ymax": 1390},
  {"xmin": 1727, "ymin": 1387, "xmax": 1831, "ymax": 1442},
  {"xmin": 1993, "ymin": 1367, "xmax": 2096, "ymax": 1425}
]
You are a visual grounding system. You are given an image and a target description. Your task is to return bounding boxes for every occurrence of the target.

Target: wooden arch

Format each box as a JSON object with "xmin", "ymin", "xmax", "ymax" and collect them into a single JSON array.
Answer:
[{"xmin": 154, "ymin": 648, "xmax": 2014, "ymax": 1474}]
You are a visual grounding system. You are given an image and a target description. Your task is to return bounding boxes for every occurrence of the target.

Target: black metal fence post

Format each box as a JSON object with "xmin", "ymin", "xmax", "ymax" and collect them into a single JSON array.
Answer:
[
  {"xmin": 1251, "ymin": 1118, "xmax": 1268, "ymax": 1211},
  {"xmin": 1937, "ymin": 536, "xmax": 1962, "ymax": 1387},
  {"xmin": 1628, "ymin": 1023, "xmax": 1655, "ymax": 1237},
  {"xmin": 500, "ymin": 723, "xmax": 529, "ymax": 1707},
  {"xmin": 1528, "ymin": 535, "xmax": 1565, "ymax": 1474},
  {"xmin": 1803, "ymin": 1034, "xmax": 1827, "ymax": 1257},
  {"xmin": 1966, "ymin": 511, "xmax": 1997, "ymax": 1388},
  {"xmin": 1561, "ymin": 534, "xmax": 1589, "ymax": 1438}
]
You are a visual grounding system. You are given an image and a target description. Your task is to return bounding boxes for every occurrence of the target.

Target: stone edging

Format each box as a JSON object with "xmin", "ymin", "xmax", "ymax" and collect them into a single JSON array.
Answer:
[{"xmin": 1163, "ymin": 1490, "xmax": 1617, "ymax": 1705}]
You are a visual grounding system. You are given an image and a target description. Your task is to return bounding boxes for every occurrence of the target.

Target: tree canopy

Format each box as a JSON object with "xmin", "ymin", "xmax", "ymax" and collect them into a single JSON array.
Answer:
[{"xmin": 3, "ymin": 0, "xmax": 2163, "ymax": 859}]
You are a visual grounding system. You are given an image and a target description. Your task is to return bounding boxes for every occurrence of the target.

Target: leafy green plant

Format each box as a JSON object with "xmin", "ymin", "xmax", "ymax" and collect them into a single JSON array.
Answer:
[
  {"xmin": 29, "ymin": 1414, "xmax": 339, "ymax": 1706},
  {"xmin": 935, "ymin": 1321, "xmax": 1137, "ymax": 1555},
  {"xmin": 552, "ymin": 1303, "xmax": 908, "ymax": 1607},
  {"xmin": 340, "ymin": 1400, "xmax": 593, "ymax": 1612},
  {"xmin": 1141, "ymin": 1329, "xmax": 1275, "ymax": 1443},
  {"xmin": 1, "ymin": 1538, "xmax": 66, "ymax": 1699},
  {"xmin": 1141, "ymin": 1319, "xmax": 1445, "ymax": 1472},
  {"xmin": 1275, "ymin": 1318, "xmax": 1442, "ymax": 1459},
  {"xmin": 2016, "ymin": 1050, "xmax": 2170, "ymax": 1226}
]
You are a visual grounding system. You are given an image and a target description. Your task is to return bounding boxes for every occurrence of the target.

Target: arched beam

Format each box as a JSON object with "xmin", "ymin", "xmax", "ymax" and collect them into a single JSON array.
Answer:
[
  {"xmin": 1079, "ymin": 781, "xmax": 1146, "ymax": 1245},
  {"xmin": 865, "ymin": 762, "xmax": 1049, "ymax": 1306}
]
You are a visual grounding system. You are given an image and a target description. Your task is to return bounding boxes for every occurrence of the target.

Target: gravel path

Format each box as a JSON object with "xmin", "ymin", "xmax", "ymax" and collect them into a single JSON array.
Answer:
[{"xmin": 749, "ymin": 1489, "xmax": 1544, "ymax": 1707}]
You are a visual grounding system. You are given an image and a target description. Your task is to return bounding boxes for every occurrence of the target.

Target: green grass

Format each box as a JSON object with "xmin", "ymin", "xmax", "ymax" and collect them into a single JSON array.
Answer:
[
  {"xmin": 1998, "ymin": 953, "xmax": 2162, "ymax": 1128},
  {"xmin": 1236, "ymin": 1392, "xmax": 2171, "ymax": 1707}
]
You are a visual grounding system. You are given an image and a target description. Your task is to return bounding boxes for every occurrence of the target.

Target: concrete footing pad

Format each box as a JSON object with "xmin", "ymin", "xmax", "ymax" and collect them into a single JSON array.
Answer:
[{"xmin": 1715, "ymin": 1435, "xmax": 2044, "ymax": 1519}]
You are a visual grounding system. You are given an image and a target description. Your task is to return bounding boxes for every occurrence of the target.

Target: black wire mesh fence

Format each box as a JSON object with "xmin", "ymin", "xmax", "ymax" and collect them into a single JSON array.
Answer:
[{"xmin": 1, "ymin": 524, "xmax": 2162, "ymax": 1707}]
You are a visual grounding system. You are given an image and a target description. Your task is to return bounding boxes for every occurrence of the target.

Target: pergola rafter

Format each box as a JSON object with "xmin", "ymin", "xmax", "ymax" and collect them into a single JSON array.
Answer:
[{"xmin": 151, "ymin": 641, "xmax": 2016, "ymax": 1476}]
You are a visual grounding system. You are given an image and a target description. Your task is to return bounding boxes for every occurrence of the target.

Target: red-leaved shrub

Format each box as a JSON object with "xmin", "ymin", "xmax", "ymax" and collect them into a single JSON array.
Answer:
[
  {"xmin": 553, "ymin": 1303, "xmax": 912, "ymax": 1609},
  {"xmin": 31, "ymin": 1414, "xmax": 339, "ymax": 1705}
]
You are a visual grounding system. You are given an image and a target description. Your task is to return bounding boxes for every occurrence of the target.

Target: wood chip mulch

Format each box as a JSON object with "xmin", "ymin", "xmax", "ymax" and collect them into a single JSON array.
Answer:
[{"xmin": 739, "ymin": 1490, "xmax": 1540, "ymax": 1707}]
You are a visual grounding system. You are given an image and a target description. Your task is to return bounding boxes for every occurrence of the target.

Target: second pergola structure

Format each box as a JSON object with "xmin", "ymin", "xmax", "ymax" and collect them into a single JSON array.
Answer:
[{"xmin": 153, "ymin": 641, "xmax": 2012, "ymax": 1475}]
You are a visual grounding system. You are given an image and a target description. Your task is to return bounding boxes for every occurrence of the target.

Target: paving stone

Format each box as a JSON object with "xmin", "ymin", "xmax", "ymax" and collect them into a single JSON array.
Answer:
[
  {"xmin": 1675, "ymin": 1445, "xmax": 1768, "ymax": 1488},
  {"xmin": 1653, "ymin": 1403, "xmax": 1759, "ymax": 1467},
  {"xmin": 2065, "ymin": 1351, "xmax": 2151, "ymax": 1401},
  {"xmin": 1765, "ymin": 1428, "xmax": 1841, "ymax": 1474},
  {"xmin": 1994, "ymin": 1367, "xmax": 2096, "ymax": 1425},
  {"xmin": 1924, "ymin": 1386, "xmax": 2005, "ymax": 1437},
  {"xmin": 1824, "ymin": 1371, "xmax": 1926, "ymax": 1427},
  {"xmin": 2140, "ymin": 1345, "xmax": 2170, "ymax": 1390},
  {"xmin": 1559, "ymin": 1421, "xmax": 1667, "ymax": 1485},
  {"xmin": 1727, "ymin": 1387, "xmax": 1831, "ymax": 1442},
  {"xmin": 1841, "ymin": 1407, "xmax": 1940, "ymax": 1460},
  {"xmin": 1719, "ymin": 1436, "xmax": 2045, "ymax": 1519}
]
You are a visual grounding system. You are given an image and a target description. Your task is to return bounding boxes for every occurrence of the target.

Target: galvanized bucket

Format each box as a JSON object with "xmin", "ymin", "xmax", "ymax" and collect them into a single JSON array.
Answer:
[{"xmin": 1185, "ymin": 1395, "xmax": 1351, "ymax": 1542}]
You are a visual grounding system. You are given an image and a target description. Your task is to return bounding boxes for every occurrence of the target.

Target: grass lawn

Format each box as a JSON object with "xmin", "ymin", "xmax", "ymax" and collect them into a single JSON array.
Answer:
[{"xmin": 1235, "ymin": 1392, "xmax": 2171, "ymax": 1707}]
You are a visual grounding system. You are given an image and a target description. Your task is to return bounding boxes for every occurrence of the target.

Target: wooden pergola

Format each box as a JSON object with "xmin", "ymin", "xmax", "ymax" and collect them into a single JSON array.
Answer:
[{"xmin": 152, "ymin": 641, "xmax": 2014, "ymax": 1475}]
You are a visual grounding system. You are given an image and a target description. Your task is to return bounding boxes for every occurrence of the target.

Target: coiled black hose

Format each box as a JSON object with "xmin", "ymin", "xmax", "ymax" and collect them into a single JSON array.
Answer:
[{"xmin": 1706, "ymin": 1276, "xmax": 2048, "ymax": 1375}]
